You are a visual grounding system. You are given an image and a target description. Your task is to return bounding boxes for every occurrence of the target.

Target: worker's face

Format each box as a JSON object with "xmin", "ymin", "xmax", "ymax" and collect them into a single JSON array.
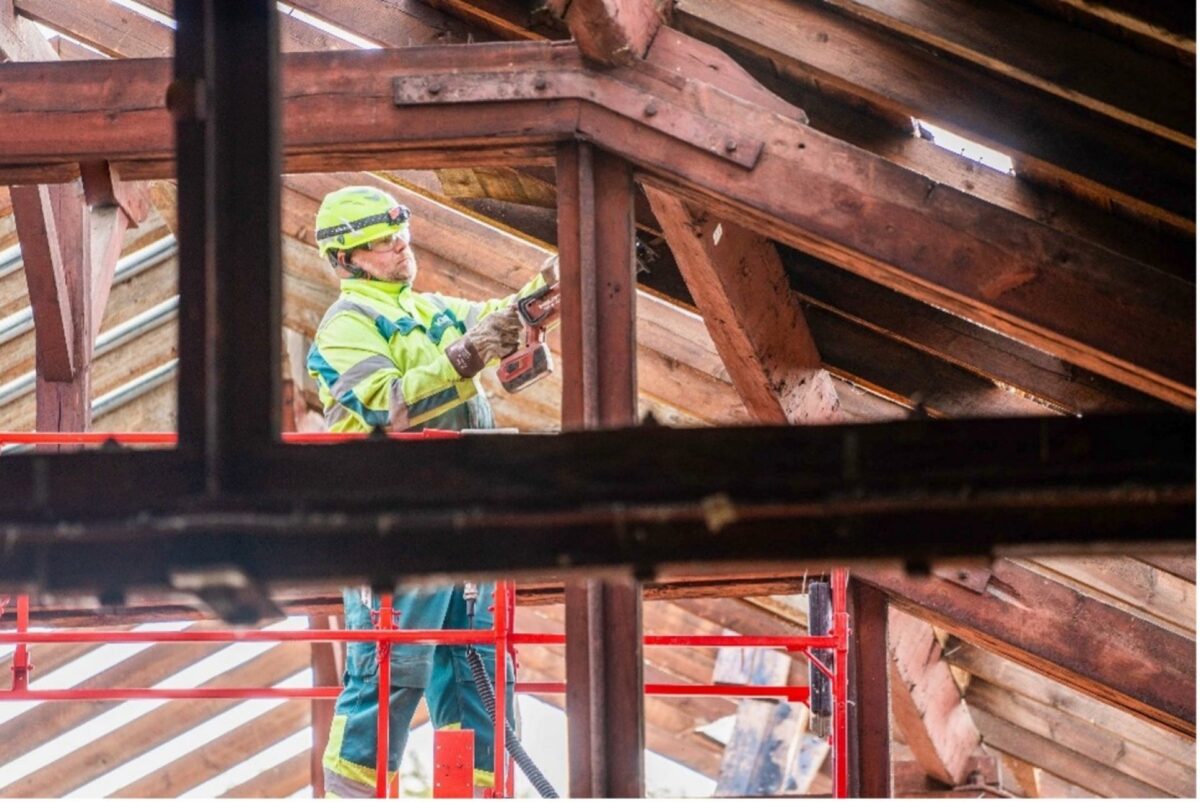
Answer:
[{"xmin": 350, "ymin": 228, "xmax": 418, "ymax": 284}]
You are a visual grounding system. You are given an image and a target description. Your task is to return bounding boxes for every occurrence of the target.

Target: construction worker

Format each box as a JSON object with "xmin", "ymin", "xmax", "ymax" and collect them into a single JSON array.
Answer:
[{"xmin": 308, "ymin": 185, "xmax": 554, "ymax": 797}]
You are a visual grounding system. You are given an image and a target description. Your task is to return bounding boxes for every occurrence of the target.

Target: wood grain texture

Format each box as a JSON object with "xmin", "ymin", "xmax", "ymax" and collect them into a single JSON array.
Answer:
[
  {"xmin": 887, "ymin": 608, "xmax": 980, "ymax": 785},
  {"xmin": 857, "ymin": 561, "xmax": 1196, "ymax": 734},
  {"xmin": 645, "ymin": 188, "xmax": 842, "ymax": 424}
]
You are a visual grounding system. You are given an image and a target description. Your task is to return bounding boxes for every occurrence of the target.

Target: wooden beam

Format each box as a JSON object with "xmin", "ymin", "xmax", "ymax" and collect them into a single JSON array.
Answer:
[
  {"xmin": 560, "ymin": 142, "xmax": 645, "ymax": 798},
  {"xmin": 644, "ymin": 189, "xmax": 841, "ymax": 424},
  {"xmin": 0, "ymin": 44, "xmax": 1190, "ymax": 405},
  {"xmin": 856, "ymin": 560, "xmax": 1196, "ymax": 734},
  {"xmin": 943, "ymin": 638, "xmax": 1196, "ymax": 772},
  {"xmin": 785, "ymin": 249, "xmax": 1170, "ymax": 415},
  {"xmin": 673, "ymin": 0, "xmax": 1195, "ymax": 229},
  {"xmin": 1021, "ymin": 555, "xmax": 1195, "ymax": 637},
  {"xmin": 10, "ymin": 183, "xmax": 80, "ymax": 382},
  {"xmin": 848, "ymin": 579, "xmax": 891, "ymax": 797},
  {"xmin": 561, "ymin": 0, "xmax": 670, "ymax": 64},
  {"xmin": 714, "ymin": 648, "xmax": 827, "ymax": 795},
  {"xmin": 968, "ymin": 678, "xmax": 1193, "ymax": 797},
  {"xmin": 887, "ymin": 607, "xmax": 980, "ymax": 786},
  {"xmin": 813, "ymin": 0, "xmax": 1193, "ymax": 146},
  {"xmin": 968, "ymin": 706, "xmax": 1169, "ymax": 798}
]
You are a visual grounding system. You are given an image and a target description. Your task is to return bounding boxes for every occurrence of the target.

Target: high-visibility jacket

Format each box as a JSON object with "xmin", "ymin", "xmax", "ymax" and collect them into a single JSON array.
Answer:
[{"xmin": 307, "ymin": 276, "xmax": 543, "ymax": 432}]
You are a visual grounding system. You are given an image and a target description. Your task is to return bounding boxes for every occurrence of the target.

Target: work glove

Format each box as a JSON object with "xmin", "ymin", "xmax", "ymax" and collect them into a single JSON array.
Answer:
[{"xmin": 444, "ymin": 304, "xmax": 523, "ymax": 379}]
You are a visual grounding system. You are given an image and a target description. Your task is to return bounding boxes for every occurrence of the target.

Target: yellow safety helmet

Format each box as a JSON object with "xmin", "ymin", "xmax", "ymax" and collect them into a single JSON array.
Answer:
[{"xmin": 314, "ymin": 186, "xmax": 410, "ymax": 259}]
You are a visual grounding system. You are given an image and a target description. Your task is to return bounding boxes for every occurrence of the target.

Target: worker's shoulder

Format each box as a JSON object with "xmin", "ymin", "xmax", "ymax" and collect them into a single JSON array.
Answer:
[{"xmin": 315, "ymin": 295, "xmax": 388, "ymax": 334}]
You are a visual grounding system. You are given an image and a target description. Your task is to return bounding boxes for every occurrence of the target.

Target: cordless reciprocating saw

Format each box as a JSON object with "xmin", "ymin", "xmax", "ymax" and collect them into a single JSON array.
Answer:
[{"xmin": 497, "ymin": 282, "xmax": 560, "ymax": 393}]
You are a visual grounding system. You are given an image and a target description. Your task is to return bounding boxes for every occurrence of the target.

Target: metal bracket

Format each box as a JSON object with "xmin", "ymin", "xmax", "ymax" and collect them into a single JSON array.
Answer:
[{"xmin": 394, "ymin": 70, "xmax": 763, "ymax": 169}]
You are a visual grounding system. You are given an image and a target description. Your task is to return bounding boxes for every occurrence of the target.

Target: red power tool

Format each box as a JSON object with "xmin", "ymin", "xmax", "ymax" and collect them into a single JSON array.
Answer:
[{"xmin": 498, "ymin": 283, "xmax": 560, "ymax": 393}]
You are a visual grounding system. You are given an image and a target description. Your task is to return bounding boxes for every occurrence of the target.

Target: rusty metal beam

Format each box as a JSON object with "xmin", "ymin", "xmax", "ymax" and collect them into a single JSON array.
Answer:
[
  {"xmin": 848, "ymin": 579, "xmax": 891, "ymax": 798},
  {"xmin": 560, "ymin": 141, "xmax": 645, "ymax": 798}
]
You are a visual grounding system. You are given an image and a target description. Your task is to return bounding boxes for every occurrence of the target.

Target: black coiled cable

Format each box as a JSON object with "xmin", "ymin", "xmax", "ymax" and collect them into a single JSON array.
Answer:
[{"xmin": 465, "ymin": 645, "xmax": 560, "ymax": 798}]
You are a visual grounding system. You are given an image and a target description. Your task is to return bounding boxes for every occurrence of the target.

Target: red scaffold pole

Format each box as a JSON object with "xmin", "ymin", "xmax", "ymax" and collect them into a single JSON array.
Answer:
[
  {"xmin": 492, "ymin": 581, "xmax": 509, "ymax": 796},
  {"xmin": 376, "ymin": 593, "xmax": 395, "ymax": 799},
  {"xmin": 11, "ymin": 595, "xmax": 31, "ymax": 692},
  {"xmin": 832, "ymin": 568, "xmax": 850, "ymax": 799}
]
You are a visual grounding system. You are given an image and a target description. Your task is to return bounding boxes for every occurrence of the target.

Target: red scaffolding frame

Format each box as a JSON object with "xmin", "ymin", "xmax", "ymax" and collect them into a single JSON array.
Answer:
[{"xmin": 1, "ymin": 432, "xmax": 852, "ymax": 797}]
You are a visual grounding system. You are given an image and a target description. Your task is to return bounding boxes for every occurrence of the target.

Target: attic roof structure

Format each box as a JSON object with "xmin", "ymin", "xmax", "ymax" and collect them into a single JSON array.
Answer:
[{"xmin": 0, "ymin": 0, "xmax": 1194, "ymax": 798}]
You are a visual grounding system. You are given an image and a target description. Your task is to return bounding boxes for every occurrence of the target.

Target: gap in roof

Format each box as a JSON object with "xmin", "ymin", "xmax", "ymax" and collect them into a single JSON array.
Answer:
[
  {"xmin": 277, "ymin": 2, "xmax": 381, "ymax": 49},
  {"xmin": 914, "ymin": 119, "xmax": 1015, "ymax": 175},
  {"xmin": 31, "ymin": 22, "xmax": 109, "ymax": 56}
]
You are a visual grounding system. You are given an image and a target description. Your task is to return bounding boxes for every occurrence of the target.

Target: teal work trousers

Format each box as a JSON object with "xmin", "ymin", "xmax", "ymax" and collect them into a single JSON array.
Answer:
[{"xmin": 322, "ymin": 583, "xmax": 515, "ymax": 797}]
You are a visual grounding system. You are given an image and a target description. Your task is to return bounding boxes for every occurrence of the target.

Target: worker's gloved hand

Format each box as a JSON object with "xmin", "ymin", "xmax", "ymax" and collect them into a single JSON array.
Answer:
[
  {"xmin": 444, "ymin": 305, "xmax": 523, "ymax": 378},
  {"xmin": 539, "ymin": 254, "xmax": 560, "ymax": 286}
]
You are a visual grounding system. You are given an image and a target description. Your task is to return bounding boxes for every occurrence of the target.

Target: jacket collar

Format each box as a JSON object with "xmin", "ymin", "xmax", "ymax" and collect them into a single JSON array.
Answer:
[{"xmin": 340, "ymin": 278, "xmax": 412, "ymax": 305}]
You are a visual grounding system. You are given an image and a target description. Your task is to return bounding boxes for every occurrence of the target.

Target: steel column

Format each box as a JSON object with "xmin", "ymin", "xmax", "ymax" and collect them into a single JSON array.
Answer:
[
  {"xmin": 171, "ymin": 0, "xmax": 211, "ymax": 455},
  {"xmin": 558, "ymin": 141, "xmax": 644, "ymax": 798},
  {"xmin": 848, "ymin": 577, "xmax": 892, "ymax": 798},
  {"xmin": 207, "ymin": 0, "xmax": 281, "ymax": 490}
]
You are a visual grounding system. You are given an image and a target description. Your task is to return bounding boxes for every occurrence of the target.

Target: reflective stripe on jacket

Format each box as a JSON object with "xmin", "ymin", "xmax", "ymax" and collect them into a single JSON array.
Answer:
[{"xmin": 306, "ymin": 276, "xmax": 543, "ymax": 432}]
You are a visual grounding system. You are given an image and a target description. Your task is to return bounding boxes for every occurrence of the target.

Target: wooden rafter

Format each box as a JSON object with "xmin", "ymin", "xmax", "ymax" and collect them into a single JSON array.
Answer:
[
  {"xmin": 673, "ymin": 0, "xmax": 1194, "ymax": 230},
  {"xmin": 645, "ymin": 190, "xmax": 842, "ymax": 424},
  {"xmin": 857, "ymin": 561, "xmax": 1196, "ymax": 734},
  {"xmin": 887, "ymin": 607, "xmax": 980, "ymax": 786},
  {"xmin": 560, "ymin": 0, "xmax": 670, "ymax": 65},
  {"xmin": 2, "ymin": 43, "xmax": 1190, "ymax": 407}
]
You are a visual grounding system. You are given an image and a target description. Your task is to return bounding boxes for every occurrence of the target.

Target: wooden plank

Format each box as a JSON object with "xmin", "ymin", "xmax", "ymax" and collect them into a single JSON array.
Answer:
[
  {"xmin": 222, "ymin": 750, "xmax": 309, "ymax": 798},
  {"xmin": 788, "ymin": 250, "xmax": 1170, "ymax": 414},
  {"xmin": 1021, "ymin": 0, "xmax": 1194, "ymax": 63},
  {"xmin": 0, "ymin": 639, "xmax": 234, "ymax": 795},
  {"xmin": 942, "ymin": 639, "xmax": 1196, "ymax": 770},
  {"xmin": 968, "ymin": 678, "xmax": 1193, "ymax": 797},
  {"xmin": 1023, "ymin": 555, "xmax": 1195, "ymax": 635},
  {"xmin": 673, "ymin": 0, "xmax": 1195, "ymax": 228},
  {"xmin": 817, "ymin": 0, "xmax": 1193, "ymax": 145},
  {"xmin": 117, "ymin": 703, "xmax": 310, "ymax": 798},
  {"xmin": 287, "ymin": 0, "xmax": 477, "ymax": 48},
  {"xmin": 16, "ymin": 0, "xmax": 172, "ymax": 57},
  {"xmin": 887, "ymin": 608, "xmax": 980, "ymax": 785},
  {"xmin": 1139, "ymin": 554, "xmax": 1196, "ymax": 583},
  {"xmin": 804, "ymin": 302, "xmax": 1054, "ymax": 418},
  {"xmin": 968, "ymin": 705, "xmax": 1171, "ymax": 798},
  {"xmin": 89, "ymin": 645, "xmax": 311, "ymax": 798},
  {"xmin": 644, "ymin": 189, "xmax": 841, "ymax": 424},
  {"xmin": 562, "ymin": 0, "xmax": 668, "ymax": 64},
  {"xmin": 0, "ymin": 6, "xmax": 57, "ymax": 60},
  {"xmin": 856, "ymin": 560, "xmax": 1196, "ymax": 734}
]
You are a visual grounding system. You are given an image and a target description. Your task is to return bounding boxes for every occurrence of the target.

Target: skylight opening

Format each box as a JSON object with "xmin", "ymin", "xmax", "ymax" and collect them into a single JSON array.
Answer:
[
  {"xmin": 914, "ymin": 119, "xmax": 1015, "ymax": 175},
  {"xmin": 31, "ymin": 22, "xmax": 110, "ymax": 57},
  {"xmin": 276, "ymin": 2, "xmax": 382, "ymax": 49}
]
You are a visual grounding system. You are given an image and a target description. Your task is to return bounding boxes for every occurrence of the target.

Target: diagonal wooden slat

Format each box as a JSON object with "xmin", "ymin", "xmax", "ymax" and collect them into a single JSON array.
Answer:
[
  {"xmin": 646, "ymin": 189, "xmax": 842, "ymax": 424},
  {"xmin": 887, "ymin": 607, "xmax": 980, "ymax": 786},
  {"xmin": 1, "ymin": 643, "xmax": 309, "ymax": 798}
]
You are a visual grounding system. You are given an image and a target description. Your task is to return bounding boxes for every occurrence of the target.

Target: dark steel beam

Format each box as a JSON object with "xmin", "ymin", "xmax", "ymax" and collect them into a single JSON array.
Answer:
[
  {"xmin": 208, "ymin": 0, "xmax": 281, "ymax": 490},
  {"xmin": 171, "ymin": 0, "xmax": 212, "ymax": 455},
  {"xmin": 560, "ymin": 142, "xmax": 645, "ymax": 798}
]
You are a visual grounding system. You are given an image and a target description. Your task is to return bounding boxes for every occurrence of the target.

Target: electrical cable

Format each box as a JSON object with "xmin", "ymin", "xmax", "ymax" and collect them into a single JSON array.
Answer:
[{"xmin": 464, "ymin": 582, "xmax": 559, "ymax": 798}]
